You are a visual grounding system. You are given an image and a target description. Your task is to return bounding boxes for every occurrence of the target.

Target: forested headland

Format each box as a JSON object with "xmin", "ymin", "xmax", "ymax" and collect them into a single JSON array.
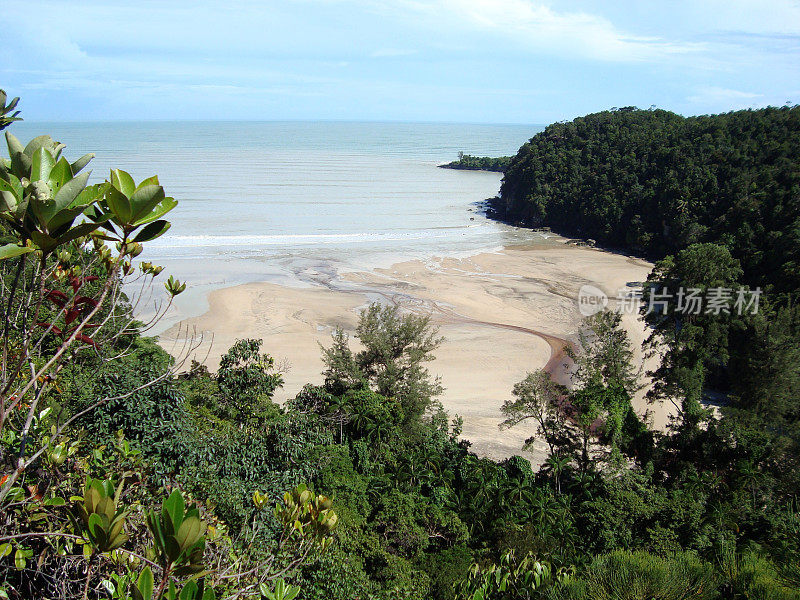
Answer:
[
  {"xmin": 439, "ymin": 153, "xmax": 512, "ymax": 173},
  {"xmin": 496, "ymin": 106, "xmax": 800, "ymax": 293},
  {"xmin": 1, "ymin": 92, "xmax": 799, "ymax": 600}
]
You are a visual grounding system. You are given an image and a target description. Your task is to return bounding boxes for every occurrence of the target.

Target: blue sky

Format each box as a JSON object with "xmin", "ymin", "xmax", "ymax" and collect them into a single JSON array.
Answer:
[{"xmin": 3, "ymin": 0, "xmax": 799, "ymax": 123}]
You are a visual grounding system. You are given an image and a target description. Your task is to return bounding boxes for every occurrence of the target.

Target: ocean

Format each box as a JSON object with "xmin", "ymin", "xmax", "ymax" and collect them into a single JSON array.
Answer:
[{"xmin": 10, "ymin": 121, "xmax": 545, "ymax": 324}]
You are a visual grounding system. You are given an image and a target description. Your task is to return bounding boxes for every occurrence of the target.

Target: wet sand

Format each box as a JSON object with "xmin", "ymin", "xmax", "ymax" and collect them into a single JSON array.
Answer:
[{"xmin": 159, "ymin": 241, "xmax": 667, "ymax": 464}]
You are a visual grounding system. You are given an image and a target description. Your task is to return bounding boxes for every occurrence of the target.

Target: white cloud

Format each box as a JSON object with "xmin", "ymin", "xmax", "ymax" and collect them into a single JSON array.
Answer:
[
  {"xmin": 3, "ymin": 0, "xmax": 799, "ymax": 121},
  {"xmin": 385, "ymin": 0, "xmax": 707, "ymax": 62}
]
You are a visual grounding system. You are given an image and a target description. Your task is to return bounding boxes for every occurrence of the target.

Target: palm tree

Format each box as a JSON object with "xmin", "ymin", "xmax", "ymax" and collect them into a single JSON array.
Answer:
[
  {"xmin": 736, "ymin": 461, "xmax": 761, "ymax": 509},
  {"xmin": 524, "ymin": 489, "xmax": 560, "ymax": 531},
  {"xmin": 502, "ymin": 476, "xmax": 535, "ymax": 506},
  {"xmin": 544, "ymin": 454, "xmax": 571, "ymax": 495},
  {"xmin": 325, "ymin": 394, "xmax": 350, "ymax": 442}
]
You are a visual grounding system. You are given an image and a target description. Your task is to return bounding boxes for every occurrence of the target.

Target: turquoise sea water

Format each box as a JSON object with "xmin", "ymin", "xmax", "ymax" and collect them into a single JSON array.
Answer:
[{"xmin": 10, "ymin": 121, "xmax": 545, "ymax": 321}]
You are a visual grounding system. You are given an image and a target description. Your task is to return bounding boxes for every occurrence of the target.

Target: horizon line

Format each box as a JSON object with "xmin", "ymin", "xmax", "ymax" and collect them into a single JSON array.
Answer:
[{"xmin": 12, "ymin": 117, "xmax": 547, "ymax": 127}]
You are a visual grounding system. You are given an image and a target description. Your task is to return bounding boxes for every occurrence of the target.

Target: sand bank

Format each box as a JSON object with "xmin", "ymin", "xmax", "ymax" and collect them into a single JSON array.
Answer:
[{"xmin": 159, "ymin": 242, "xmax": 668, "ymax": 464}]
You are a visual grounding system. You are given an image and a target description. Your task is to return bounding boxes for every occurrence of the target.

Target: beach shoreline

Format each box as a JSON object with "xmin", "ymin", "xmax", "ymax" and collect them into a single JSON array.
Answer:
[{"xmin": 158, "ymin": 240, "xmax": 667, "ymax": 465}]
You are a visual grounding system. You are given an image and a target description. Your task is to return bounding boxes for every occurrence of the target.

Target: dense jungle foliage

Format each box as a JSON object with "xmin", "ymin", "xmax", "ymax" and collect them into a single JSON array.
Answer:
[
  {"xmin": 497, "ymin": 106, "xmax": 800, "ymax": 294},
  {"xmin": 1, "ymin": 93, "xmax": 799, "ymax": 599}
]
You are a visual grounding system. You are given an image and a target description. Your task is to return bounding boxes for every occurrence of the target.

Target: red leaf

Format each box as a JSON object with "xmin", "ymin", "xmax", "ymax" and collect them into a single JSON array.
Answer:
[
  {"xmin": 73, "ymin": 296, "xmax": 99, "ymax": 310},
  {"xmin": 45, "ymin": 290, "xmax": 68, "ymax": 308},
  {"xmin": 69, "ymin": 275, "xmax": 100, "ymax": 293},
  {"xmin": 65, "ymin": 309, "xmax": 79, "ymax": 326},
  {"xmin": 37, "ymin": 322, "xmax": 63, "ymax": 336},
  {"xmin": 75, "ymin": 334, "xmax": 97, "ymax": 347}
]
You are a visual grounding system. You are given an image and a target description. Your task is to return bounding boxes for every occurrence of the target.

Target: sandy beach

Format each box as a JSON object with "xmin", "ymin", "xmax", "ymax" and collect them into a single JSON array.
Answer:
[{"xmin": 160, "ymin": 241, "xmax": 668, "ymax": 464}]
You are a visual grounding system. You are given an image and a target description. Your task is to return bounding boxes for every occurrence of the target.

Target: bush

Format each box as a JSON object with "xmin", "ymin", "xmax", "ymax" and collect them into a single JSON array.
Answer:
[
  {"xmin": 552, "ymin": 550, "xmax": 718, "ymax": 600},
  {"xmin": 720, "ymin": 551, "xmax": 800, "ymax": 600}
]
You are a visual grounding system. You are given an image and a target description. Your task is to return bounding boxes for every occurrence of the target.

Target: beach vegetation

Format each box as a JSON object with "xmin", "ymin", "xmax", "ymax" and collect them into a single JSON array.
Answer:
[
  {"xmin": 0, "ymin": 94, "xmax": 335, "ymax": 599},
  {"xmin": 321, "ymin": 303, "xmax": 444, "ymax": 429}
]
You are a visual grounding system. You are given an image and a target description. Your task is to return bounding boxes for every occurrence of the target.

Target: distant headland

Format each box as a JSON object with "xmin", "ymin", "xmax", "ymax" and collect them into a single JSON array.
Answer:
[{"xmin": 439, "ymin": 151, "xmax": 511, "ymax": 172}]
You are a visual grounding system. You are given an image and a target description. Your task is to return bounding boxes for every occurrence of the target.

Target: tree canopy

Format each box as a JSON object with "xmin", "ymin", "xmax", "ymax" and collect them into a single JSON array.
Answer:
[{"xmin": 497, "ymin": 106, "xmax": 800, "ymax": 294}]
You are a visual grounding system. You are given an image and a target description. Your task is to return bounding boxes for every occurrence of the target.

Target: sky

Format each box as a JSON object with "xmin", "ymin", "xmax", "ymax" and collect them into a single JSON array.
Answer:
[{"xmin": 2, "ymin": 0, "xmax": 799, "ymax": 124}]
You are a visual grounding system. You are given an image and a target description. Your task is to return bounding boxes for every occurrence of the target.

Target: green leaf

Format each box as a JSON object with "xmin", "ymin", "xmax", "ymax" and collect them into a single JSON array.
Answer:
[
  {"xmin": 55, "ymin": 221, "xmax": 100, "ymax": 247},
  {"xmin": 114, "ymin": 478, "xmax": 126, "ymax": 504},
  {"xmin": 71, "ymin": 153, "xmax": 94, "ymax": 174},
  {"xmin": 14, "ymin": 548, "xmax": 26, "ymax": 570},
  {"xmin": 179, "ymin": 580, "xmax": 198, "ymax": 600},
  {"xmin": 185, "ymin": 569, "xmax": 213, "ymax": 581},
  {"xmin": 73, "ymin": 183, "xmax": 106, "ymax": 207},
  {"xmin": 23, "ymin": 135, "xmax": 54, "ymax": 158},
  {"xmin": 0, "ymin": 191, "xmax": 17, "ymax": 215},
  {"xmin": 51, "ymin": 170, "xmax": 90, "ymax": 211},
  {"xmin": 11, "ymin": 153, "xmax": 31, "ymax": 178},
  {"xmin": 166, "ymin": 581, "xmax": 178, "ymax": 600},
  {"xmin": 7, "ymin": 133, "xmax": 30, "ymax": 176},
  {"xmin": 129, "ymin": 184, "xmax": 166, "ymax": 223},
  {"xmin": 0, "ymin": 543, "xmax": 12, "ymax": 558},
  {"xmin": 133, "ymin": 219, "xmax": 171, "ymax": 243},
  {"xmin": 87, "ymin": 512, "xmax": 105, "ymax": 537},
  {"xmin": 30, "ymin": 231, "xmax": 57, "ymax": 253},
  {"xmin": 134, "ymin": 196, "xmax": 178, "ymax": 226},
  {"xmin": 84, "ymin": 203, "xmax": 111, "ymax": 225},
  {"xmin": 34, "ymin": 171, "xmax": 90, "ymax": 229},
  {"xmin": 163, "ymin": 490, "xmax": 186, "ymax": 532},
  {"xmin": 88, "ymin": 479, "xmax": 105, "ymax": 504},
  {"xmin": 164, "ymin": 537, "xmax": 182, "ymax": 564},
  {"xmin": 96, "ymin": 496, "xmax": 114, "ymax": 521},
  {"xmin": 47, "ymin": 205, "xmax": 90, "ymax": 234},
  {"xmin": 110, "ymin": 169, "xmax": 136, "ymax": 198},
  {"xmin": 201, "ymin": 588, "xmax": 216, "ymax": 600},
  {"xmin": 285, "ymin": 585, "xmax": 300, "ymax": 600},
  {"xmin": 136, "ymin": 566, "xmax": 154, "ymax": 600},
  {"xmin": 5, "ymin": 131, "xmax": 23, "ymax": 157},
  {"xmin": 0, "ymin": 173, "xmax": 23, "ymax": 202},
  {"xmin": 107, "ymin": 532, "xmax": 129, "ymax": 551},
  {"xmin": 31, "ymin": 147, "xmax": 55, "ymax": 182},
  {"xmin": 136, "ymin": 175, "xmax": 160, "ymax": 189},
  {"xmin": 105, "ymin": 185, "xmax": 132, "ymax": 225},
  {"xmin": 48, "ymin": 157, "xmax": 73, "ymax": 190},
  {"xmin": 44, "ymin": 496, "xmax": 66, "ymax": 506},
  {"xmin": 108, "ymin": 517, "xmax": 126, "ymax": 545},
  {"xmin": 176, "ymin": 516, "xmax": 204, "ymax": 551},
  {"xmin": 0, "ymin": 243, "xmax": 33, "ymax": 261}
]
